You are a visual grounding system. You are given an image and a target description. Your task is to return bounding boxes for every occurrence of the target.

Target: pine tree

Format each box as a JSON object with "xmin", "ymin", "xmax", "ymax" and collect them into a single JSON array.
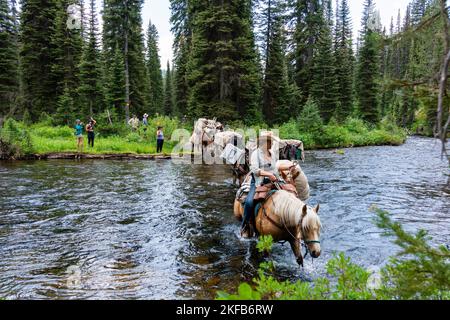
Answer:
[
  {"xmin": 78, "ymin": 0, "xmax": 103, "ymax": 117},
  {"xmin": 357, "ymin": 30, "xmax": 381, "ymax": 124},
  {"xmin": 55, "ymin": 85, "xmax": 75, "ymax": 125},
  {"xmin": 411, "ymin": 0, "xmax": 430, "ymax": 25},
  {"xmin": 262, "ymin": 18, "xmax": 291, "ymax": 125},
  {"xmin": 360, "ymin": 0, "xmax": 374, "ymax": 38},
  {"xmin": 103, "ymin": 0, "xmax": 149, "ymax": 120},
  {"xmin": 105, "ymin": 43, "xmax": 125, "ymax": 113},
  {"xmin": 52, "ymin": 0, "xmax": 83, "ymax": 118},
  {"xmin": 334, "ymin": 0, "xmax": 354, "ymax": 121},
  {"xmin": 19, "ymin": 0, "xmax": 59, "ymax": 119},
  {"xmin": 146, "ymin": 21, "xmax": 163, "ymax": 115},
  {"xmin": 293, "ymin": 0, "xmax": 323, "ymax": 104},
  {"xmin": 170, "ymin": 0, "xmax": 191, "ymax": 119},
  {"xmin": 255, "ymin": 0, "xmax": 286, "ymax": 66},
  {"xmin": 310, "ymin": 2, "xmax": 338, "ymax": 123},
  {"xmin": 186, "ymin": 0, "xmax": 262, "ymax": 123},
  {"xmin": 173, "ymin": 35, "xmax": 190, "ymax": 119},
  {"xmin": 0, "ymin": 0, "xmax": 19, "ymax": 118},
  {"xmin": 164, "ymin": 61, "xmax": 173, "ymax": 116}
]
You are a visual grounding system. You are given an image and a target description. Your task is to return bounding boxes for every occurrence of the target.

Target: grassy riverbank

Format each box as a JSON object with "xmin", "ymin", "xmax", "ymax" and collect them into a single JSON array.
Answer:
[
  {"xmin": 232, "ymin": 116, "xmax": 408, "ymax": 149},
  {"xmin": 0, "ymin": 116, "xmax": 407, "ymax": 159}
]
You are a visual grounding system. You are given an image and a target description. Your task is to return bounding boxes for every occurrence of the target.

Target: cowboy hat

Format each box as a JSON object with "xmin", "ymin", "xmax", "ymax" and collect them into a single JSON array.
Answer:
[{"xmin": 257, "ymin": 131, "xmax": 280, "ymax": 146}]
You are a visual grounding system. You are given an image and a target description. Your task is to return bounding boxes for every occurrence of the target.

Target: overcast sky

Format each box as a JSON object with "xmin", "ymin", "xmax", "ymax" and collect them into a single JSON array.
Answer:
[{"xmin": 100, "ymin": 0, "xmax": 412, "ymax": 66}]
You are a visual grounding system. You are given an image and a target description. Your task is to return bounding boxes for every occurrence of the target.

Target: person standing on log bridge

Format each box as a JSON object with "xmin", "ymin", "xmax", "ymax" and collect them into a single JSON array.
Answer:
[
  {"xmin": 86, "ymin": 118, "xmax": 97, "ymax": 148},
  {"xmin": 74, "ymin": 119, "xmax": 84, "ymax": 157},
  {"xmin": 156, "ymin": 126, "xmax": 164, "ymax": 154}
]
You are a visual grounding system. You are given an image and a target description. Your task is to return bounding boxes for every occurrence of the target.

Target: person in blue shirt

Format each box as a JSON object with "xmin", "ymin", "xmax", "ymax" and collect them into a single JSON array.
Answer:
[{"xmin": 74, "ymin": 119, "xmax": 84, "ymax": 156}]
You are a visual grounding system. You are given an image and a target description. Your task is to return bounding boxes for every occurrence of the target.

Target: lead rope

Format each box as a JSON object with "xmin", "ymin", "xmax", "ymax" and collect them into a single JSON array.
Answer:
[{"xmin": 267, "ymin": 196, "xmax": 309, "ymax": 260}]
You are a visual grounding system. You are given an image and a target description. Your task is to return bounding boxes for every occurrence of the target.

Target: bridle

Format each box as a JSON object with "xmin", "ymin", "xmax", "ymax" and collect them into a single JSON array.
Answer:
[
  {"xmin": 260, "ymin": 194, "xmax": 321, "ymax": 259},
  {"xmin": 300, "ymin": 214, "xmax": 321, "ymax": 259}
]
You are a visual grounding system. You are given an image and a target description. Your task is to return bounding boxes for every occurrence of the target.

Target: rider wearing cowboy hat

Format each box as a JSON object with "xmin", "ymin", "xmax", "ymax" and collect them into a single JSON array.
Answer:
[{"xmin": 241, "ymin": 132, "xmax": 280, "ymax": 237}]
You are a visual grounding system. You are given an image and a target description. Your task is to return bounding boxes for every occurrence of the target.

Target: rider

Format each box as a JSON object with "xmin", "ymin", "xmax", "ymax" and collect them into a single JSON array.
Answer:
[{"xmin": 241, "ymin": 132, "xmax": 279, "ymax": 238}]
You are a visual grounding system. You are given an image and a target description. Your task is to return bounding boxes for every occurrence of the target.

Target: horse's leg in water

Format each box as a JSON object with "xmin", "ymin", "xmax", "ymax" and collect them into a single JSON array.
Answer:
[
  {"xmin": 289, "ymin": 238, "xmax": 304, "ymax": 266},
  {"xmin": 242, "ymin": 174, "xmax": 256, "ymax": 238}
]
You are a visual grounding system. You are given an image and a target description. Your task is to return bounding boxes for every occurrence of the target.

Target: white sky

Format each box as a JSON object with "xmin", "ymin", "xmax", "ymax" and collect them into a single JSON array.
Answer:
[{"xmin": 98, "ymin": 0, "xmax": 412, "ymax": 66}]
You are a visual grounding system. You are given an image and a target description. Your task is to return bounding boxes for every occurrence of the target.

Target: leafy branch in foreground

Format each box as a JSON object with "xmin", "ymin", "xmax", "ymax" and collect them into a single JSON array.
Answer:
[
  {"xmin": 218, "ymin": 209, "xmax": 450, "ymax": 300},
  {"xmin": 375, "ymin": 209, "xmax": 450, "ymax": 300}
]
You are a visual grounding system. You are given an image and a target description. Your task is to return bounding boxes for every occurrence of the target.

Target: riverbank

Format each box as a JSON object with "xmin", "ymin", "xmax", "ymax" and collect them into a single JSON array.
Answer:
[{"xmin": 0, "ymin": 118, "xmax": 408, "ymax": 160}]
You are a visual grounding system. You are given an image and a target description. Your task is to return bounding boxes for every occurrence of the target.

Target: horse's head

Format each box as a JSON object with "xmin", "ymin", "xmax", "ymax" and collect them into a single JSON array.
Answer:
[{"xmin": 301, "ymin": 204, "xmax": 321, "ymax": 258}]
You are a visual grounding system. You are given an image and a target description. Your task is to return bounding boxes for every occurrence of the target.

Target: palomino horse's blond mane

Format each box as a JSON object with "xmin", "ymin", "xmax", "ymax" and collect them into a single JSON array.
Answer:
[{"xmin": 271, "ymin": 190, "xmax": 321, "ymax": 232}]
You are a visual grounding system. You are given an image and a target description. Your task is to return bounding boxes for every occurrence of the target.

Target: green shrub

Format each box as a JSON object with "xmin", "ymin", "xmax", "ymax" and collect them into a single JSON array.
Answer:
[
  {"xmin": 97, "ymin": 123, "xmax": 129, "ymax": 137},
  {"xmin": 218, "ymin": 210, "xmax": 450, "ymax": 300},
  {"xmin": 126, "ymin": 132, "xmax": 143, "ymax": 143},
  {"xmin": 298, "ymin": 98, "xmax": 323, "ymax": 134},
  {"xmin": 318, "ymin": 125, "xmax": 352, "ymax": 148},
  {"xmin": 278, "ymin": 120, "xmax": 300, "ymax": 139},
  {"xmin": 148, "ymin": 115, "xmax": 181, "ymax": 140},
  {"xmin": 38, "ymin": 112, "xmax": 53, "ymax": 126},
  {"xmin": 256, "ymin": 235, "xmax": 273, "ymax": 255},
  {"xmin": 344, "ymin": 117, "xmax": 369, "ymax": 135},
  {"xmin": 217, "ymin": 250, "xmax": 376, "ymax": 300},
  {"xmin": 375, "ymin": 209, "xmax": 450, "ymax": 300},
  {"xmin": 0, "ymin": 118, "xmax": 34, "ymax": 157},
  {"xmin": 22, "ymin": 109, "xmax": 32, "ymax": 125}
]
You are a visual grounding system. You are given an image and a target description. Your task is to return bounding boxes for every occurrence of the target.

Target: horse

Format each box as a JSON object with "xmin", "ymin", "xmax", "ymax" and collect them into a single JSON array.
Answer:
[
  {"xmin": 190, "ymin": 118, "xmax": 223, "ymax": 160},
  {"xmin": 234, "ymin": 190, "xmax": 321, "ymax": 266}
]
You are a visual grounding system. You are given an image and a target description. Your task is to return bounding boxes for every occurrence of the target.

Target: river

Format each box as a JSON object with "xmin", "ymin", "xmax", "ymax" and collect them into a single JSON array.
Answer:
[{"xmin": 0, "ymin": 136, "xmax": 448, "ymax": 299}]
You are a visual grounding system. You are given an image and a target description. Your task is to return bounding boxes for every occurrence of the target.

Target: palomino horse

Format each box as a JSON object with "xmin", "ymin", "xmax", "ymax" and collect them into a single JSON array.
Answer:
[{"xmin": 234, "ymin": 190, "xmax": 321, "ymax": 266}]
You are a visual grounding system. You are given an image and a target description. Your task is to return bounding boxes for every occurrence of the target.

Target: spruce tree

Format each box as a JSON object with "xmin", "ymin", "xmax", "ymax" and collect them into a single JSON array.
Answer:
[
  {"xmin": 310, "ymin": 2, "xmax": 338, "ymax": 123},
  {"xmin": 0, "ymin": 0, "xmax": 19, "ymax": 118},
  {"xmin": 164, "ymin": 61, "xmax": 173, "ymax": 116},
  {"xmin": 357, "ymin": 5, "xmax": 381, "ymax": 124},
  {"xmin": 103, "ymin": 0, "xmax": 149, "ymax": 120},
  {"xmin": 19, "ymin": 0, "xmax": 59, "ymax": 119},
  {"xmin": 52, "ymin": 0, "xmax": 83, "ymax": 118},
  {"xmin": 105, "ymin": 43, "xmax": 125, "ymax": 113},
  {"xmin": 411, "ymin": 0, "xmax": 430, "ymax": 25},
  {"xmin": 78, "ymin": 0, "xmax": 103, "ymax": 117},
  {"xmin": 170, "ymin": 0, "xmax": 191, "ymax": 119},
  {"xmin": 146, "ymin": 21, "xmax": 163, "ymax": 115},
  {"xmin": 262, "ymin": 18, "xmax": 291, "ymax": 125},
  {"xmin": 255, "ymin": 0, "xmax": 285, "ymax": 65},
  {"xmin": 334, "ymin": 0, "xmax": 354, "ymax": 121},
  {"xmin": 293, "ymin": 0, "xmax": 323, "ymax": 104},
  {"xmin": 187, "ymin": 0, "xmax": 261, "ymax": 123}
]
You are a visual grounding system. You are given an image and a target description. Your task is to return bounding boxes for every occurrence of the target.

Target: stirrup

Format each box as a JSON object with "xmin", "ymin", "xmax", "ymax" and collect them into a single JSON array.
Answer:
[{"xmin": 241, "ymin": 223, "xmax": 255, "ymax": 238}]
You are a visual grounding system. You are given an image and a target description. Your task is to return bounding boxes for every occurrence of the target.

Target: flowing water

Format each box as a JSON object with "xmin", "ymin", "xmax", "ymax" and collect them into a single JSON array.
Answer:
[{"xmin": 0, "ymin": 136, "xmax": 448, "ymax": 299}]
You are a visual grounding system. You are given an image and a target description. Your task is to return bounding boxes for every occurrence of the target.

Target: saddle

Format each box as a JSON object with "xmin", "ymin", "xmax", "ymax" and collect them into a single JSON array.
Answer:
[{"xmin": 254, "ymin": 182, "xmax": 298, "ymax": 202}]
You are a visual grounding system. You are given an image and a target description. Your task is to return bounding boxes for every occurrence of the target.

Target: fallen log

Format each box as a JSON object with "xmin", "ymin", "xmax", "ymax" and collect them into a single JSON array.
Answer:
[{"xmin": 11, "ymin": 153, "xmax": 173, "ymax": 161}]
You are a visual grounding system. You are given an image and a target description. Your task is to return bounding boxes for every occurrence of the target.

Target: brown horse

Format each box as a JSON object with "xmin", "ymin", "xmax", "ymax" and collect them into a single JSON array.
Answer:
[{"xmin": 234, "ymin": 190, "xmax": 321, "ymax": 266}]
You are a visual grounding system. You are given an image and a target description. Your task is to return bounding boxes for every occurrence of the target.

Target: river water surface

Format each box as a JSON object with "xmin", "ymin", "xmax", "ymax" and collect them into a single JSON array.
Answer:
[{"xmin": 0, "ymin": 136, "xmax": 449, "ymax": 299}]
